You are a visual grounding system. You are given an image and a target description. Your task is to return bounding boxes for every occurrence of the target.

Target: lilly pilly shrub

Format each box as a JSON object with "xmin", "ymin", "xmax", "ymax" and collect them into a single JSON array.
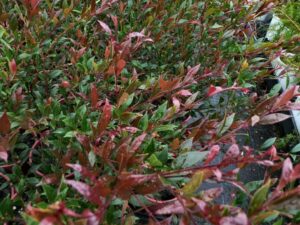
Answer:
[{"xmin": 1, "ymin": 0, "xmax": 300, "ymax": 224}]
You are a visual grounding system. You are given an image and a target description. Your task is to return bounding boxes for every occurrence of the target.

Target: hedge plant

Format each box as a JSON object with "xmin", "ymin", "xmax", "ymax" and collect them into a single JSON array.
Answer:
[{"xmin": 0, "ymin": 0, "xmax": 300, "ymax": 224}]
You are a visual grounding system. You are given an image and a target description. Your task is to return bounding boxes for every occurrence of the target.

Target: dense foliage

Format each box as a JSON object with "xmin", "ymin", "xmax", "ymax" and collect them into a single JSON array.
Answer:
[{"xmin": 0, "ymin": 0, "xmax": 300, "ymax": 224}]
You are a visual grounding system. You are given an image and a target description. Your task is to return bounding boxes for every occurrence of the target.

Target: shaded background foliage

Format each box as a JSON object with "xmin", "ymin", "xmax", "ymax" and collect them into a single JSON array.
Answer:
[{"xmin": 0, "ymin": 0, "xmax": 300, "ymax": 224}]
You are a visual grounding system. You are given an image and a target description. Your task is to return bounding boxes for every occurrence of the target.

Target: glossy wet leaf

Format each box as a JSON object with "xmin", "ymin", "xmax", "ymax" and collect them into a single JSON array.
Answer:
[
  {"xmin": 249, "ymin": 180, "xmax": 271, "ymax": 216},
  {"xmin": 261, "ymin": 137, "xmax": 277, "ymax": 149},
  {"xmin": 217, "ymin": 113, "xmax": 235, "ymax": 136},
  {"xmin": 182, "ymin": 171, "xmax": 204, "ymax": 197}
]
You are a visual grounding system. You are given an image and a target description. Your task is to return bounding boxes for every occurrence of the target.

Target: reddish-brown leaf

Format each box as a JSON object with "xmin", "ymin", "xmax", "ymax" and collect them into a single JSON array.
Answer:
[
  {"xmin": 91, "ymin": 0, "xmax": 96, "ymax": 13},
  {"xmin": 92, "ymin": 179, "xmax": 112, "ymax": 197},
  {"xmin": 273, "ymin": 86, "xmax": 299, "ymax": 109},
  {"xmin": 8, "ymin": 59, "xmax": 17, "ymax": 76},
  {"xmin": 111, "ymin": 15, "xmax": 118, "ymax": 30},
  {"xmin": 116, "ymin": 59, "xmax": 126, "ymax": 76},
  {"xmin": 0, "ymin": 112, "xmax": 10, "ymax": 134},
  {"xmin": 179, "ymin": 215, "xmax": 190, "ymax": 225},
  {"xmin": 98, "ymin": 140, "xmax": 113, "ymax": 161},
  {"xmin": 259, "ymin": 113, "xmax": 290, "ymax": 125},
  {"xmin": 117, "ymin": 92, "xmax": 129, "ymax": 107},
  {"xmin": 159, "ymin": 77, "xmax": 180, "ymax": 91},
  {"xmin": 291, "ymin": 164, "xmax": 300, "ymax": 181},
  {"xmin": 67, "ymin": 164, "xmax": 97, "ymax": 181},
  {"xmin": 97, "ymin": 99, "xmax": 112, "ymax": 136},
  {"xmin": 90, "ymin": 84, "xmax": 98, "ymax": 108},
  {"xmin": 104, "ymin": 46, "xmax": 110, "ymax": 59}
]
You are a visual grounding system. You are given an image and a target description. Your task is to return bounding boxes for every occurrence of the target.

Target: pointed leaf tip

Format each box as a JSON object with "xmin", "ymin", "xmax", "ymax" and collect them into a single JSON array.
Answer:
[{"xmin": 0, "ymin": 112, "xmax": 10, "ymax": 134}]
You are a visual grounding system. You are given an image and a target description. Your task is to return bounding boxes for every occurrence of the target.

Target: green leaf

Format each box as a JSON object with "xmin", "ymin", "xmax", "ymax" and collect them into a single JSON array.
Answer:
[
  {"xmin": 145, "ymin": 139, "xmax": 155, "ymax": 154},
  {"xmin": 249, "ymin": 180, "xmax": 271, "ymax": 216},
  {"xmin": 138, "ymin": 113, "xmax": 148, "ymax": 131},
  {"xmin": 217, "ymin": 113, "xmax": 235, "ymax": 136},
  {"xmin": 180, "ymin": 138, "xmax": 193, "ymax": 152},
  {"xmin": 50, "ymin": 70, "xmax": 63, "ymax": 79},
  {"xmin": 64, "ymin": 131, "xmax": 75, "ymax": 138},
  {"xmin": 252, "ymin": 210, "xmax": 279, "ymax": 225},
  {"xmin": 269, "ymin": 83, "xmax": 282, "ymax": 97},
  {"xmin": 18, "ymin": 53, "xmax": 31, "ymax": 60},
  {"xmin": 42, "ymin": 185, "xmax": 57, "ymax": 203},
  {"xmin": 261, "ymin": 137, "xmax": 276, "ymax": 149},
  {"xmin": 120, "ymin": 93, "xmax": 134, "ymax": 111},
  {"xmin": 88, "ymin": 151, "xmax": 96, "ymax": 167},
  {"xmin": 182, "ymin": 171, "xmax": 204, "ymax": 197},
  {"xmin": 21, "ymin": 213, "xmax": 39, "ymax": 225},
  {"xmin": 151, "ymin": 101, "xmax": 167, "ymax": 121},
  {"xmin": 175, "ymin": 151, "xmax": 209, "ymax": 168},
  {"xmin": 148, "ymin": 154, "xmax": 163, "ymax": 167},
  {"xmin": 291, "ymin": 143, "xmax": 300, "ymax": 153},
  {"xmin": 157, "ymin": 149, "xmax": 168, "ymax": 163},
  {"xmin": 77, "ymin": 105, "xmax": 87, "ymax": 118},
  {"xmin": 155, "ymin": 124, "xmax": 177, "ymax": 132}
]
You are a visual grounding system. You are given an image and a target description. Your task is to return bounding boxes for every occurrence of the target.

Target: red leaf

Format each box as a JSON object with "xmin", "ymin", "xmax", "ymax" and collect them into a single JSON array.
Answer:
[
  {"xmin": 128, "ymin": 32, "xmax": 145, "ymax": 39},
  {"xmin": 67, "ymin": 164, "xmax": 97, "ymax": 181},
  {"xmin": 97, "ymin": 99, "xmax": 112, "ymax": 136},
  {"xmin": 98, "ymin": 20, "xmax": 112, "ymax": 35},
  {"xmin": 186, "ymin": 64, "xmax": 200, "ymax": 77},
  {"xmin": 0, "ymin": 152, "xmax": 8, "ymax": 162},
  {"xmin": 277, "ymin": 158, "xmax": 293, "ymax": 190},
  {"xmin": 207, "ymin": 85, "xmax": 223, "ymax": 97},
  {"xmin": 104, "ymin": 46, "xmax": 110, "ymax": 59},
  {"xmin": 204, "ymin": 145, "xmax": 220, "ymax": 165},
  {"xmin": 28, "ymin": 0, "xmax": 40, "ymax": 16},
  {"xmin": 220, "ymin": 212, "xmax": 248, "ymax": 225},
  {"xmin": 77, "ymin": 47, "xmax": 86, "ymax": 59},
  {"xmin": 90, "ymin": 84, "xmax": 98, "ymax": 108},
  {"xmin": 30, "ymin": 0, "xmax": 40, "ymax": 8},
  {"xmin": 176, "ymin": 90, "xmax": 192, "ymax": 97},
  {"xmin": 120, "ymin": 126, "xmax": 139, "ymax": 133},
  {"xmin": 95, "ymin": 139, "xmax": 113, "ymax": 161},
  {"xmin": 0, "ymin": 112, "xmax": 10, "ymax": 134},
  {"xmin": 116, "ymin": 59, "xmax": 126, "ymax": 76},
  {"xmin": 259, "ymin": 113, "xmax": 291, "ymax": 125},
  {"xmin": 172, "ymin": 97, "xmax": 180, "ymax": 111},
  {"xmin": 159, "ymin": 77, "xmax": 180, "ymax": 91},
  {"xmin": 40, "ymin": 216, "xmax": 58, "ymax": 225},
  {"xmin": 111, "ymin": 15, "xmax": 118, "ymax": 30},
  {"xmin": 201, "ymin": 187, "xmax": 223, "ymax": 201},
  {"xmin": 224, "ymin": 144, "xmax": 240, "ymax": 160},
  {"xmin": 91, "ymin": 0, "xmax": 96, "ymax": 13},
  {"xmin": 8, "ymin": 59, "xmax": 17, "ymax": 76},
  {"xmin": 273, "ymin": 86, "xmax": 299, "ymax": 109},
  {"xmin": 291, "ymin": 164, "xmax": 300, "ymax": 181},
  {"xmin": 131, "ymin": 133, "xmax": 147, "ymax": 152},
  {"xmin": 65, "ymin": 180, "xmax": 91, "ymax": 198},
  {"xmin": 152, "ymin": 200, "xmax": 185, "ymax": 215}
]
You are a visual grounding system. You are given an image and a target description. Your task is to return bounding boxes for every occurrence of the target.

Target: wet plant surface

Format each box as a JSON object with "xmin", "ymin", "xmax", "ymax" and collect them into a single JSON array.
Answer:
[{"xmin": 0, "ymin": 1, "xmax": 300, "ymax": 225}]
